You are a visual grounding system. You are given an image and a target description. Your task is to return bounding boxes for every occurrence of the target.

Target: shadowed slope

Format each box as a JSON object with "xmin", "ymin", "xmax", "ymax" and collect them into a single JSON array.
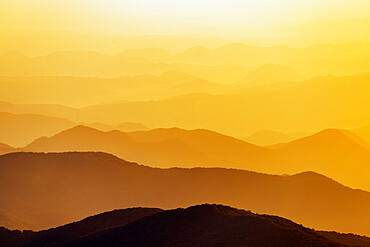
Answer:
[{"xmin": 0, "ymin": 152, "xmax": 368, "ymax": 235}]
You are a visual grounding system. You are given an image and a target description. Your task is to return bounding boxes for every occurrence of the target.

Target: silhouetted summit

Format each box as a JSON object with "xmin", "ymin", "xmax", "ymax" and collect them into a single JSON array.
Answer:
[
  {"xmin": 0, "ymin": 207, "xmax": 162, "ymax": 247},
  {"xmin": 63, "ymin": 204, "xmax": 345, "ymax": 247},
  {"xmin": 2, "ymin": 204, "xmax": 369, "ymax": 247}
]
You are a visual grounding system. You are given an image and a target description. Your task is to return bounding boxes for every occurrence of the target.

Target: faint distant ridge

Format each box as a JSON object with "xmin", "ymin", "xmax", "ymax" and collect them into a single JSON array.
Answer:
[
  {"xmin": 238, "ymin": 63, "xmax": 304, "ymax": 86},
  {"xmin": 86, "ymin": 122, "xmax": 149, "ymax": 132},
  {"xmin": 244, "ymin": 129, "xmax": 308, "ymax": 146},
  {"xmin": 352, "ymin": 125, "xmax": 370, "ymax": 145},
  {"xmin": 1, "ymin": 42, "xmax": 370, "ymax": 77}
]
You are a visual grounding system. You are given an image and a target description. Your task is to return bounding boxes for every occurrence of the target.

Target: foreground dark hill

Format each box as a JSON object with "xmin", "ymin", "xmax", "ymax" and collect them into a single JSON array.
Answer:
[
  {"xmin": 59, "ymin": 205, "xmax": 345, "ymax": 247},
  {"xmin": 3, "ymin": 205, "xmax": 370, "ymax": 247},
  {"xmin": 0, "ymin": 208, "xmax": 162, "ymax": 247},
  {"xmin": 0, "ymin": 152, "xmax": 369, "ymax": 235}
]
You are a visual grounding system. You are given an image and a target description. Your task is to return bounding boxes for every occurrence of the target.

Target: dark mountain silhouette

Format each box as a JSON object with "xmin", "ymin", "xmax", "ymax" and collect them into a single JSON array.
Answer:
[
  {"xmin": 50, "ymin": 204, "xmax": 346, "ymax": 247},
  {"xmin": 318, "ymin": 232, "xmax": 370, "ymax": 247},
  {"xmin": 1, "ymin": 43, "xmax": 370, "ymax": 78},
  {"xmin": 0, "ymin": 208, "xmax": 162, "ymax": 247},
  {"xmin": 0, "ymin": 152, "xmax": 368, "ymax": 235},
  {"xmin": 3, "ymin": 205, "xmax": 369, "ymax": 247}
]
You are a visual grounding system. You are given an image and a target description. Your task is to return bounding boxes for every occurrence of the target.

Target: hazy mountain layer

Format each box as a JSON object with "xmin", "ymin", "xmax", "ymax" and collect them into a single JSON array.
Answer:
[{"xmin": 24, "ymin": 125, "xmax": 370, "ymax": 190}]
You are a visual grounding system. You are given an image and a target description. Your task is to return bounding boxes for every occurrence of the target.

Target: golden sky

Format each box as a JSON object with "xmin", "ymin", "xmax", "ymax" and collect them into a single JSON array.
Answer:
[{"xmin": 1, "ymin": 0, "xmax": 370, "ymax": 33}]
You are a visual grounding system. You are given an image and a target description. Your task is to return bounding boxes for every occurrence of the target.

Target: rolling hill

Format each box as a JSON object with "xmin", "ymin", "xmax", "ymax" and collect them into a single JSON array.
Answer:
[{"xmin": 0, "ymin": 152, "xmax": 369, "ymax": 235}]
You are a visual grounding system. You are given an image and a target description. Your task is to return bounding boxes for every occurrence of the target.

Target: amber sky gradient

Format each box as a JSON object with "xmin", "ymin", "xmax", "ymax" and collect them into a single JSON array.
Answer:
[{"xmin": 1, "ymin": 0, "xmax": 370, "ymax": 54}]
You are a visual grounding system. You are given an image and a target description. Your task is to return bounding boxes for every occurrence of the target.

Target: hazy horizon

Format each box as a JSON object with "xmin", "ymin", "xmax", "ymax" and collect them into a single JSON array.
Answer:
[{"xmin": 0, "ymin": 0, "xmax": 369, "ymax": 244}]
